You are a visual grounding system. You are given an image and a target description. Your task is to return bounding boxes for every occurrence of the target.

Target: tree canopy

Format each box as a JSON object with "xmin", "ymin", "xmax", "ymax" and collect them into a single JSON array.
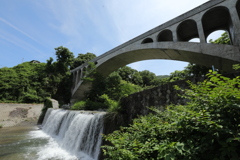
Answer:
[{"xmin": 0, "ymin": 46, "xmax": 96, "ymax": 105}]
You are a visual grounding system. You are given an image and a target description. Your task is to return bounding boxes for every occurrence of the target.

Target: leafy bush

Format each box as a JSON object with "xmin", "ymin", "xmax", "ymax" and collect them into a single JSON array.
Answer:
[
  {"xmin": 71, "ymin": 101, "xmax": 86, "ymax": 110},
  {"xmin": 100, "ymin": 94, "xmax": 120, "ymax": 112},
  {"xmin": 102, "ymin": 71, "xmax": 240, "ymax": 160},
  {"xmin": 118, "ymin": 80, "xmax": 143, "ymax": 98},
  {"xmin": 71, "ymin": 100, "xmax": 108, "ymax": 111}
]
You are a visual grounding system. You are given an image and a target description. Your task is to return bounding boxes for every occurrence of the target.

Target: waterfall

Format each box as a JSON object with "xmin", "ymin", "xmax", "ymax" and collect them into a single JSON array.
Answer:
[{"xmin": 41, "ymin": 108, "xmax": 105, "ymax": 160}]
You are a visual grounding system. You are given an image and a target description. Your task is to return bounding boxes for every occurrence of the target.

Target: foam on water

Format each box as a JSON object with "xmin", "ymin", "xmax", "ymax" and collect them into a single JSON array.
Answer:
[{"xmin": 34, "ymin": 108, "xmax": 105, "ymax": 160}]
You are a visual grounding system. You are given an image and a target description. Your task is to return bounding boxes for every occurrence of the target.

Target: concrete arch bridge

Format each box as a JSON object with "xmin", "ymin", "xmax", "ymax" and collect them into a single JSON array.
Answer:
[{"xmin": 70, "ymin": 0, "xmax": 240, "ymax": 103}]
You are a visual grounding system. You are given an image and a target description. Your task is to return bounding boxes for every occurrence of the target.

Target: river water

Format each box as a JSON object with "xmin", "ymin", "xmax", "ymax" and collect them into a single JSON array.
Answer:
[{"xmin": 0, "ymin": 109, "xmax": 105, "ymax": 160}]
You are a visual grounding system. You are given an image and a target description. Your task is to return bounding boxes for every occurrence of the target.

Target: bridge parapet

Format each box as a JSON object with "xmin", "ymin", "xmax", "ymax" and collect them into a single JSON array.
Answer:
[{"xmin": 71, "ymin": 0, "xmax": 240, "ymax": 103}]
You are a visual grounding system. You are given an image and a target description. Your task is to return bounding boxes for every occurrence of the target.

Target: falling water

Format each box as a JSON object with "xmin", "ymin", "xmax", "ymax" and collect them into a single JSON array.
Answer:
[{"xmin": 40, "ymin": 108, "xmax": 105, "ymax": 160}]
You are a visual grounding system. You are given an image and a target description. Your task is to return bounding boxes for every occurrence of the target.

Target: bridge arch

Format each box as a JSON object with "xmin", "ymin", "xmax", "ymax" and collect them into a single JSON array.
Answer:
[
  {"xmin": 236, "ymin": 0, "xmax": 240, "ymax": 20},
  {"xmin": 177, "ymin": 19, "xmax": 199, "ymax": 41},
  {"xmin": 141, "ymin": 38, "xmax": 153, "ymax": 44},
  {"xmin": 71, "ymin": 0, "xmax": 240, "ymax": 103},
  {"xmin": 202, "ymin": 6, "xmax": 233, "ymax": 42},
  {"xmin": 157, "ymin": 29, "xmax": 173, "ymax": 42},
  {"xmin": 96, "ymin": 42, "xmax": 238, "ymax": 77}
]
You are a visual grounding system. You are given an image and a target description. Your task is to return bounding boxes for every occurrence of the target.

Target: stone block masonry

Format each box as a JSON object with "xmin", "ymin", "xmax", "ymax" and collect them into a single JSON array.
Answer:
[{"xmin": 119, "ymin": 77, "xmax": 207, "ymax": 124}]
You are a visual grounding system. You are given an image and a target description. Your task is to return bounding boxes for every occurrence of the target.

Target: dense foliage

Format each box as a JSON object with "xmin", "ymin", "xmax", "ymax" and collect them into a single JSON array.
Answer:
[
  {"xmin": 71, "ymin": 52, "xmax": 96, "ymax": 69},
  {"xmin": 102, "ymin": 70, "xmax": 240, "ymax": 159},
  {"xmin": 0, "ymin": 62, "xmax": 47, "ymax": 103},
  {"xmin": 0, "ymin": 46, "xmax": 95, "ymax": 105},
  {"xmin": 72, "ymin": 70, "xmax": 144, "ymax": 111},
  {"xmin": 164, "ymin": 63, "xmax": 210, "ymax": 83}
]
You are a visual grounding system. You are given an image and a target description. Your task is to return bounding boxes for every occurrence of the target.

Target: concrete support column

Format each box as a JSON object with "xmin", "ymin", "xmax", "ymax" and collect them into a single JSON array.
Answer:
[
  {"xmin": 80, "ymin": 68, "xmax": 83, "ymax": 80},
  {"xmin": 228, "ymin": 2, "xmax": 240, "ymax": 46},
  {"xmin": 79, "ymin": 70, "xmax": 82, "ymax": 82},
  {"xmin": 172, "ymin": 28, "xmax": 178, "ymax": 42},
  {"xmin": 71, "ymin": 71, "xmax": 76, "ymax": 92},
  {"xmin": 75, "ymin": 70, "xmax": 79, "ymax": 87},
  {"xmin": 196, "ymin": 20, "xmax": 206, "ymax": 43}
]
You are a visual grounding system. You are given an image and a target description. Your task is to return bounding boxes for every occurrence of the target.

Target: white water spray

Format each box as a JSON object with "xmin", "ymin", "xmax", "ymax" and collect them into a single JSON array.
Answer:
[{"xmin": 40, "ymin": 108, "xmax": 105, "ymax": 160}]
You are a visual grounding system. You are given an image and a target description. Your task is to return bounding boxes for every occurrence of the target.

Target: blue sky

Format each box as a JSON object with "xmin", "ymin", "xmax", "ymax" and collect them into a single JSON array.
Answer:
[{"xmin": 1, "ymin": 0, "xmax": 222, "ymax": 75}]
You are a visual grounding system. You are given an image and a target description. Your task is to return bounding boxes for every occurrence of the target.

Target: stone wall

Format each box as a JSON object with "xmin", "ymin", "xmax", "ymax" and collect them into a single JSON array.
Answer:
[
  {"xmin": 118, "ymin": 72, "xmax": 240, "ymax": 124},
  {"xmin": 119, "ymin": 77, "xmax": 204, "ymax": 124}
]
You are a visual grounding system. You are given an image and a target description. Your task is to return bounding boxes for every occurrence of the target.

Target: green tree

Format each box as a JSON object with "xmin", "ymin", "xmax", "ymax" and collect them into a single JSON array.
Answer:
[
  {"xmin": 209, "ymin": 32, "xmax": 231, "ymax": 45},
  {"xmin": 184, "ymin": 63, "xmax": 210, "ymax": 77},
  {"xmin": 0, "ymin": 62, "xmax": 48, "ymax": 103},
  {"xmin": 168, "ymin": 70, "xmax": 188, "ymax": 82},
  {"xmin": 55, "ymin": 46, "xmax": 74, "ymax": 73},
  {"xmin": 117, "ymin": 66, "xmax": 143, "ymax": 86},
  {"xmin": 139, "ymin": 70, "xmax": 160, "ymax": 86},
  {"xmin": 46, "ymin": 46, "xmax": 74, "ymax": 104},
  {"xmin": 0, "ymin": 67, "xmax": 18, "ymax": 102},
  {"xmin": 71, "ymin": 52, "xmax": 96, "ymax": 69}
]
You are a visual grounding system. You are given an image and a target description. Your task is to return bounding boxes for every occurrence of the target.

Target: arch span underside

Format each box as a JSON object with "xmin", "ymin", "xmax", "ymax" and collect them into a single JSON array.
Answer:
[{"xmin": 96, "ymin": 42, "xmax": 240, "ymax": 76}]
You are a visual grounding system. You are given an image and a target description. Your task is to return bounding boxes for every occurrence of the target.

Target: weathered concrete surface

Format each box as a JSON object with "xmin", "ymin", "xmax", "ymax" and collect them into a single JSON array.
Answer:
[
  {"xmin": 51, "ymin": 99, "xmax": 59, "ymax": 109},
  {"xmin": 71, "ymin": 0, "xmax": 240, "ymax": 103},
  {"xmin": 0, "ymin": 103, "xmax": 43, "ymax": 127},
  {"xmin": 96, "ymin": 43, "xmax": 240, "ymax": 76}
]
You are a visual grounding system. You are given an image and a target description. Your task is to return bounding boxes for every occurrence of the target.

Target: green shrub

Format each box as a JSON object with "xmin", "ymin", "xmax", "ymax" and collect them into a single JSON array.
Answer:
[
  {"xmin": 85, "ymin": 100, "xmax": 108, "ymax": 110},
  {"xmin": 71, "ymin": 101, "xmax": 86, "ymax": 110},
  {"xmin": 71, "ymin": 100, "xmax": 108, "ymax": 111},
  {"xmin": 102, "ymin": 71, "xmax": 240, "ymax": 160},
  {"xmin": 100, "ymin": 94, "xmax": 120, "ymax": 112}
]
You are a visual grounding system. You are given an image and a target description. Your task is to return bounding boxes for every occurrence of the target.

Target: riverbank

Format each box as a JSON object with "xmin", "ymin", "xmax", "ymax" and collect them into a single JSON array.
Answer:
[{"xmin": 0, "ymin": 103, "xmax": 43, "ymax": 128}]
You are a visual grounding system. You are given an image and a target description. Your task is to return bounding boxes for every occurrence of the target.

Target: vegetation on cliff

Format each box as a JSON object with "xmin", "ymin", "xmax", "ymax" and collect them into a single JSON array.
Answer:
[{"xmin": 102, "ymin": 69, "xmax": 240, "ymax": 159}]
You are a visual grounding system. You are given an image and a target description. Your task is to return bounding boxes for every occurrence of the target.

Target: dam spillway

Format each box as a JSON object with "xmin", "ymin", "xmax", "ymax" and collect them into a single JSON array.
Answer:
[{"xmin": 41, "ymin": 108, "xmax": 105, "ymax": 160}]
